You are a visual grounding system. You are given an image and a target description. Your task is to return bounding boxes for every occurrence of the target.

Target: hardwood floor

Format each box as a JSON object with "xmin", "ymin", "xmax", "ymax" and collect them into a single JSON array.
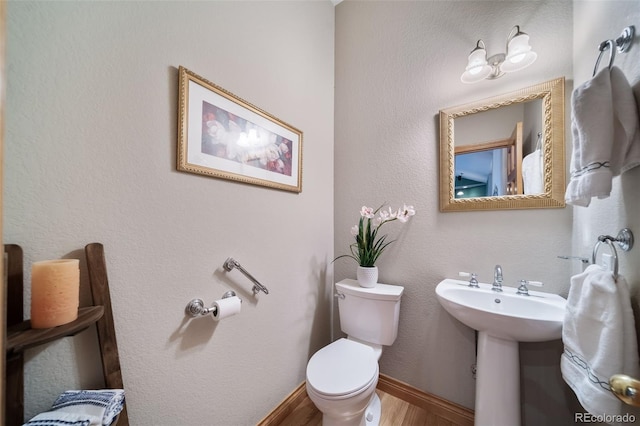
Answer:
[
  {"xmin": 277, "ymin": 389, "xmax": 461, "ymax": 426},
  {"xmin": 275, "ymin": 392, "xmax": 322, "ymax": 426},
  {"xmin": 259, "ymin": 374, "xmax": 474, "ymax": 426},
  {"xmin": 258, "ymin": 375, "xmax": 473, "ymax": 426}
]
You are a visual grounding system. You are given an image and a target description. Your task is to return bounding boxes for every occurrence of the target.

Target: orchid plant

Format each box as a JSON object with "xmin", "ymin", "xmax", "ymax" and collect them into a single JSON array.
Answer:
[{"xmin": 335, "ymin": 204, "xmax": 416, "ymax": 267}]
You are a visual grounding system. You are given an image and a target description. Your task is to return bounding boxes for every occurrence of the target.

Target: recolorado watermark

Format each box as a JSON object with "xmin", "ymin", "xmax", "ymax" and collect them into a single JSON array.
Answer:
[{"xmin": 575, "ymin": 412, "xmax": 636, "ymax": 423}]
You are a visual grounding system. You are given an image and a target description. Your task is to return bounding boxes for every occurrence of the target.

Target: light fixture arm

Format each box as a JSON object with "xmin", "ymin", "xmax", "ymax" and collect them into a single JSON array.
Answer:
[
  {"xmin": 507, "ymin": 25, "xmax": 521, "ymax": 41},
  {"xmin": 474, "ymin": 39, "xmax": 486, "ymax": 52},
  {"xmin": 505, "ymin": 25, "xmax": 522, "ymax": 51}
]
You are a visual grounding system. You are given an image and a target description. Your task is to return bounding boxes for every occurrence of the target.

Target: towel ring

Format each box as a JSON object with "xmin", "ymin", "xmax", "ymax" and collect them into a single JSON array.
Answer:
[
  {"xmin": 593, "ymin": 39, "xmax": 616, "ymax": 77},
  {"xmin": 592, "ymin": 26, "xmax": 635, "ymax": 77},
  {"xmin": 592, "ymin": 238, "xmax": 619, "ymax": 279},
  {"xmin": 591, "ymin": 228, "xmax": 634, "ymax": 280}
]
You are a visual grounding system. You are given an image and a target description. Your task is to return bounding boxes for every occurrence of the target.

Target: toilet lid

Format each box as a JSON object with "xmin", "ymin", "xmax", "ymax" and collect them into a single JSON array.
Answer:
[{"xmin": 306, "ymin": 338, "xmax": 378, "ymax": 396}]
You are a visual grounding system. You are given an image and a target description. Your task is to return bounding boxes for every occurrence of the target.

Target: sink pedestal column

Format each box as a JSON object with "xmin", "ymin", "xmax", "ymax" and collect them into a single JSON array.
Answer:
[{"xmin": 475, "ymin": 332, "xmax": 521, "ymax": 426}]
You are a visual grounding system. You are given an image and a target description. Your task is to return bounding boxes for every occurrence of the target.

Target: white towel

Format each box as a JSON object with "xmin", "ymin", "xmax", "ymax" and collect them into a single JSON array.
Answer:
[
  {"xmin": 610, "ymin": 66, "xmax": 640, "ymax": 175},
  {"xmin": 522, "ymin": 148, "xmax": 544, "ymax": 194},
  {"xmin": 565, "ymin": 68, "xmax": 615, "ymax": 207},
  {"xmin": 561, "ymin": 264, "xmax": 639, "ymax": 417},
  {"xmin": 566, "ymin": 67, "xmax": 640, "ymax": 207}
]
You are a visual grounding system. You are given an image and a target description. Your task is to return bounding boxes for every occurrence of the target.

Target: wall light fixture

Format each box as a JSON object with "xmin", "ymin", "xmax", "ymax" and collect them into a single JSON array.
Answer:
[{"xmin": 461, "ymin": 25, "xmax": 537, "ymax": 84}]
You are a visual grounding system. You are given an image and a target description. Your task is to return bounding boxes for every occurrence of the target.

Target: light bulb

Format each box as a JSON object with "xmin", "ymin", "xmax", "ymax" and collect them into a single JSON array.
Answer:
[
  {"xmin": 508, "ymin": 53, "xmax": 526, "ymax": 63},
  {"xmin": 501, "ymin": 32, "xmax": 537, "ymax": 72},
  {"xmin": 461, "ymin": 41, "xmax": 492, "ymax": 83}
]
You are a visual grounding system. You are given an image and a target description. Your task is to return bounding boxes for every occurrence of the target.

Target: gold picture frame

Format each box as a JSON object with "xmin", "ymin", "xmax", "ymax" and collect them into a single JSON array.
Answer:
[
  {"xmin": 439, "ymin": 77, "xmax": 565, "ymax": 211},
  {"xmin": 177, "ymin": 66, "xmax": 303, "ymax": 193}
]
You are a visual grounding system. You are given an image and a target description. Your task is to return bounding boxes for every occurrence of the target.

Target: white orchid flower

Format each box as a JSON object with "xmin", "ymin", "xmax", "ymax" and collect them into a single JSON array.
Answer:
[
  {"xmin": 403, "ymin": 204, "xmax": 416, "ymax": 216},
  {"xmin": 387, "ymin": 206, "xmax": 397, "ymax": 219},
  {"xmin": 396, "ymin": 204, "xmax": 416, "ymax": 223},
  {"xmin": 337, "ymin": 202, "xmax": 416, "ymax": 267},
  {"xmin": 360, "ymin": 206, "xmax": 375, "ymax": 218}
]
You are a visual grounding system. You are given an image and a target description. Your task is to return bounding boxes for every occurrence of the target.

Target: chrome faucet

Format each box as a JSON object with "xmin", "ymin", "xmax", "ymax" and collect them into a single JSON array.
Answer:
[{"xmin": 492, "ymin": 265, "xmax": 503, "ymax": 292}]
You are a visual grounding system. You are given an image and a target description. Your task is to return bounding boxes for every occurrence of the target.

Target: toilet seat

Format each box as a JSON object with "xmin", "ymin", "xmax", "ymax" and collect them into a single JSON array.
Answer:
[{"xmin": 306, "ymin": 338, "xmax": 378, "ymax": 398}]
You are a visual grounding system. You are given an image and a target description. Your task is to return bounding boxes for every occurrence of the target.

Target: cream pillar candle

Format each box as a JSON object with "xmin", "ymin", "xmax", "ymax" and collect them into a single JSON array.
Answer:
[{"xmin": 31, "ymin": 259, "xmax": 80, "ymax": 329}]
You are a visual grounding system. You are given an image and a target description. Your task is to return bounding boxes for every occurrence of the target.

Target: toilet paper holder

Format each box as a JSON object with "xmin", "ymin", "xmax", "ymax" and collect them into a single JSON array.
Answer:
[{"xmin": 185, "ymin": 291, "xmax": 241, "ymax": 318}]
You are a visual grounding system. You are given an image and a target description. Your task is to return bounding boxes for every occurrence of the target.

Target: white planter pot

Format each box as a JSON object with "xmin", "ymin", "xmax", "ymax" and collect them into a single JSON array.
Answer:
[{"xmin": 357, "ymin": 266, "xmax": 378, "ymax": 288}]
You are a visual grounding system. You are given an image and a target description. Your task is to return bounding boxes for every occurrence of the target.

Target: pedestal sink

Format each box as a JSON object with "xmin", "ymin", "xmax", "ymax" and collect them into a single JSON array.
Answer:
[{"xmin": 435, "ymin": 278, "xmax": 567, "ymax": 426}]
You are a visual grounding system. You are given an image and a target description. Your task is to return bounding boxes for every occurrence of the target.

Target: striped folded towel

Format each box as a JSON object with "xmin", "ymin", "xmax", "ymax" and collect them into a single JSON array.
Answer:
[
  {"xmin": 23, "ymin": 411, "xmax": 97, "ymax": 426},
  {"xmin": 23, "ymin": 389, "xmax": 125, "ymax": 426}
]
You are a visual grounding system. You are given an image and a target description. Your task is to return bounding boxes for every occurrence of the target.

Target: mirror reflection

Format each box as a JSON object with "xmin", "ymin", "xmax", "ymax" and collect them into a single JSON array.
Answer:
[
  {"xmin": 454, "ymin": 99, "xmax": 543, "ymax": 198},
  {"xmin": 439, "ymin": 77, "xmax": 565, "ymax": 211}
]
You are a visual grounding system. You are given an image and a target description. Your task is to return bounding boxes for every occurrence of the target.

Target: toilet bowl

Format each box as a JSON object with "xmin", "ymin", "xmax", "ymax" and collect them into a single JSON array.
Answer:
[
  {"xmin": 306, "ymin": 279, "xmax": 404, "ymax": 426},
  {"xmin": 306, "ymin": 338, "xmax": 380, "ymax": 426}
]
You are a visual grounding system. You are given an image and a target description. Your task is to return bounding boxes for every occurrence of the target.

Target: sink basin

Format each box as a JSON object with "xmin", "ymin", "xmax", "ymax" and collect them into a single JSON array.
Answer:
[
  {"xmin": 435, "ymin": 278, "xmax": 567, "ymax": 426},
  {"xmin": 435, "ymin": 278, "xmax": 567, "ymax": 342}
]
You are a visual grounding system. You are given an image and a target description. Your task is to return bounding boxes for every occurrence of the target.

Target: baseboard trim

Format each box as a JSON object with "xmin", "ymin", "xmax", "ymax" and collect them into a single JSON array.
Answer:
[
  {"xmin": 377, "ymin": 374, "xmax": 474, "ymax": 425},
  {"xmin": 256, "ymin": 381, "xmax": 307, "ymax": 426},
  {"xmin": 257, "ymin": 374, "xmax": 474, "ymax": 426}
]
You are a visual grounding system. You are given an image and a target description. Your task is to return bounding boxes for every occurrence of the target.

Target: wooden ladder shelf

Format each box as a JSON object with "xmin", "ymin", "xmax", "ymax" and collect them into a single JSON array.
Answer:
[{"xmin": 4, "ymin": 243, "xmax": 129, "ymax": 425}]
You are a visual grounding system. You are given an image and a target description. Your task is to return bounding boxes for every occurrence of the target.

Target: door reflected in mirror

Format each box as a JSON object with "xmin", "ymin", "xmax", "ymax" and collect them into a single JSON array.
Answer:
[
  {"xmin": 455, "ymin": 119, "xmax": 537, "ymax": 198},
  {"xmin": 439, "ymin": 77, "xmax": 565, "ymax": 211},
  {"xmin": 455, "ymin": 148, "xmax": 511, "ymax": 198}
]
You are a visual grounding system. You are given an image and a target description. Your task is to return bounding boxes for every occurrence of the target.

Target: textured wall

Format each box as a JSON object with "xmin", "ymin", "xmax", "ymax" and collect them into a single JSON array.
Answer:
[
  {"xmin": 8, "ymin": 1, "xmax": 640, "ymax": 425},
  {"xmin": 571, "ymin": 1, "xmax": 640, "ymax": 421},
  {"xmin": 5, "ymin": 1, "xmax": 334, "ymax": 424},
  {"xmin": 572, "ymin": 3, "xmax": 640, "ymax": 287},
  {"xmin": 335, "ymin": 1, "xmax": 575, "ymax": 423}
]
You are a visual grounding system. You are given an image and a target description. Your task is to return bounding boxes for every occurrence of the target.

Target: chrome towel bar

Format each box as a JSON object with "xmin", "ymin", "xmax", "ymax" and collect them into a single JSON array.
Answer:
[
  {"xmin": 223, "ymin": 257, "xmax": 270, "ymax": 295},
  {"xmin": 557, "ymin": 255, "xmax": 590, "ymax": 264}
]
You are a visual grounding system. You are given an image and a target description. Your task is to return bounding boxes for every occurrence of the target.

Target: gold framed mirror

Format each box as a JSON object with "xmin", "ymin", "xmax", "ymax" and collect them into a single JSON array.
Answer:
[{"xmin": 439, "ymin": 77, "xmax": 565, "ymax": 211}]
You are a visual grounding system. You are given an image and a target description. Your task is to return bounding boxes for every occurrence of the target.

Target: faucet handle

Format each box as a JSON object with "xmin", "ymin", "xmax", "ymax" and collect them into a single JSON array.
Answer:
[
  {"xmin": 459, "ymin": 272, "xmax": 479, "ymax": 288},
  {"xmin": 516, "ymin": 279, "xmax": 542, "ymax": 295}
]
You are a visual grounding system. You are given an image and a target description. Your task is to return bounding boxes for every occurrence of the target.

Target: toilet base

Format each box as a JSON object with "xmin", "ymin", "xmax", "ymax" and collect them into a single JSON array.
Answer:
[
  {"xmin": 364, "ymin": 392, "xmax": 381, "ymax": 426},
  {"xmin": 318, "ymin": 391, "xmax": 381, "ymax": 426}
]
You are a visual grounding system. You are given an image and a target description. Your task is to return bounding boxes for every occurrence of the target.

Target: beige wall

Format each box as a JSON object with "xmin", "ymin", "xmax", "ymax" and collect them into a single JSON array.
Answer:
[
  {"xmin": 335, "ymin": 1, "xmax": 640, "ymax": 424},
  {"xmin": 572, "ymin": 4, "xmax": 640, "ymax": 287},
  {"xmin": 5, "ymin": 1, "xmax": 334, "ymax": 424},
  {"xmin": 7, "ymin": 1, "xmax": 640, "ymax": 425},
  {"xmin": 571, "ymin": 2, "xmax": 640, "ymax": 421},
  {"xmin": 335, "ymin": 1, "xmax": 576, "ymax": 424}
]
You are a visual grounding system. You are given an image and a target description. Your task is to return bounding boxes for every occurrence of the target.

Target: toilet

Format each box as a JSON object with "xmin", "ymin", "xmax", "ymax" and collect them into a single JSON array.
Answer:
[{"xmin": 306, "ymin": 279, "xmax": 404, "ymax": 426}]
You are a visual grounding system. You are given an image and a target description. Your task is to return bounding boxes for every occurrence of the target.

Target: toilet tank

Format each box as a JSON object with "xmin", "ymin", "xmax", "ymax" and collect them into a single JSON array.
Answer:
[{"xmin": 336, "ymin": 279, "xmax": 404, "ymax": 346}]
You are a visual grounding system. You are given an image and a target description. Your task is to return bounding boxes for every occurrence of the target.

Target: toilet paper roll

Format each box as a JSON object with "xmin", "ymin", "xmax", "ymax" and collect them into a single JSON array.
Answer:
[{"xmin": 212, "ymin": 296, "xmax": 241, "ymax": 321}]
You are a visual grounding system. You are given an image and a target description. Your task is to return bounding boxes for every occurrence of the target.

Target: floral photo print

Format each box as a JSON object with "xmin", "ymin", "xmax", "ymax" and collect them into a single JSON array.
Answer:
[{"xmin": 177, "ymin": 66, "xmax": 303, "ymax": 192}]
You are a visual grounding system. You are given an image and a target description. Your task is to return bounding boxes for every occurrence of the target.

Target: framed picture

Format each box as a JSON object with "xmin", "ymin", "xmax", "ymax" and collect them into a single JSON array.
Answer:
[{"xmin": 177, "ymin": 66, "xmax": 303, "ymax": 193}]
